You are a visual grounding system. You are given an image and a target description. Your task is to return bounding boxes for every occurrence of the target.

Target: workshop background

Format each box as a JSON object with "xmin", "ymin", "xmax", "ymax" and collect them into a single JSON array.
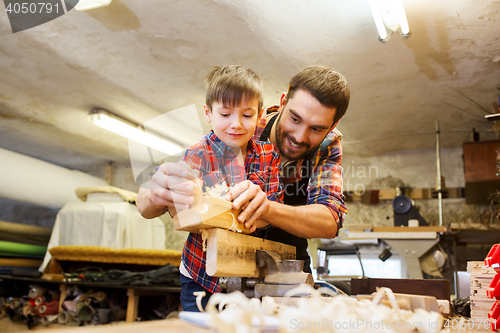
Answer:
[{"xmin": 0, "ymin": 0, "xmax": 500, "ymax": 283}]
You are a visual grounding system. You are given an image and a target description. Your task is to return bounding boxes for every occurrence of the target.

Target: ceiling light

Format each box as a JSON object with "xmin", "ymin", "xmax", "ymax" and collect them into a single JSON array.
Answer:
[
  {"xmin": 89, "ymin": 109, "xmax": 183, "ymax": 156},
  {"xmin": 369, "ymin": 0, "xmax": 410, "ymax": 42},
  {"xmin": 75, "ymin": 0, "xmax": 112, "ymax": 11}
]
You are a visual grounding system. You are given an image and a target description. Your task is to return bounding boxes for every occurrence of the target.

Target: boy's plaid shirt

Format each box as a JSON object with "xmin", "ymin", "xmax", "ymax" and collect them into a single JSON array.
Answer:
[
  {"xmin": 254, "ymin": 106, "xmax": 348, "ymax": 237},
  {"xmin": 180, "ymin": 130, "xmax": 283, "ymax": 293}
]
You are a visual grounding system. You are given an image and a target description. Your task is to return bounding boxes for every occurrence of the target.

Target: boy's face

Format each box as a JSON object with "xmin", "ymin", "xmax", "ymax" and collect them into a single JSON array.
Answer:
[{"xmin": 204, "ymin": 97, "xmax": 261, "ymax": 151}]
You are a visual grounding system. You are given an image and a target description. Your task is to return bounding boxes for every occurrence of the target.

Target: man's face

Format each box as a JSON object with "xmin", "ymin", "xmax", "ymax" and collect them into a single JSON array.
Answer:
[{"xmin": 275, "ymin": 89, "xmax": 337, "ymax": 161}]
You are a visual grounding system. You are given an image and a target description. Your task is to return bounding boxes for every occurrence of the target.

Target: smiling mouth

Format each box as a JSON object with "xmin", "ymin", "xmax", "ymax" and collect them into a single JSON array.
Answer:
[
  {"xmin": 287, "ymin": 137, "xmax": 302, "ymax": 150},
  {"xmin": 227, "ymin": 133, "xmax": 244, "ymax": 137}
]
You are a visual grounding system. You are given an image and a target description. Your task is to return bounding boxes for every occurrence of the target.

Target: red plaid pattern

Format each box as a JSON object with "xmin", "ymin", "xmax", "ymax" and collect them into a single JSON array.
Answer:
[
  {"xmin": 254, "ymin": 106, "xmax": 348, "ymax": 236},
  {"xmin": 181, "ymin": 131, "xmax": 283, "ymax": 293}
]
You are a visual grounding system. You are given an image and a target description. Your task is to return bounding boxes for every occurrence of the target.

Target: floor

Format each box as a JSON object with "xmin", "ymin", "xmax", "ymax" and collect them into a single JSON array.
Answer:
[{"xmin": 2, "ymin": 317, "xmax": 67, "ymax": 332}]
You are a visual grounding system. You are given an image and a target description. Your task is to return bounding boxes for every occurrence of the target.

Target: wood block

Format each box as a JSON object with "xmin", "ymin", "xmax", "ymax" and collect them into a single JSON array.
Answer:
[
  {"xmin": 351, "ymin": 278, "xmax": 450, "ymax": 301},
  {"xmin": 409, "ymin": 188, "xmax": 430, "ymax": 200},
  {"xmin": 344, "ymin": 224, "xmax": 373, "ymax": 232},
  {"xmin": 373, "ymin": 226, "xmax": 447, "ymax": 233},
  {"xmin": 42, "ymin": 273, "xmax": 65, "ymax": 281},
  {"xmin": 356, "ymin": 293, "xmax": 441, "ymax": 313},
  {"xmin": 126, "ymin": 289, "xmax": 139, "ymax": 323},
  {"xmin": 205, "ymin": 228, "xmax": 295, "ymax": 278},
  {"xmin": 173, "ymin": 196, "xmax": 249, "ymax": 234},
  {"xmin": 378, "ymin": 189, "xmax": 396, "ymax": 200}
]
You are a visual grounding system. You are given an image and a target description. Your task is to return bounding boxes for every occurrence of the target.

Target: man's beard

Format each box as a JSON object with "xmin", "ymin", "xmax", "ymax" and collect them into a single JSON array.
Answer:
[{"xmin": 275, "ymin": 113, "xmax": 312, "ymax": 162}]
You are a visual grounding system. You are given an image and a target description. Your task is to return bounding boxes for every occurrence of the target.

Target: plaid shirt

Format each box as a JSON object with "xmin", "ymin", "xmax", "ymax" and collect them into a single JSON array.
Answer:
[
  {"xmin": 181, "ymin": 131, "xmax": 283, "ymax": 293},
  {"xmin": 254, "ymin": 106, "xmax": 348, "ymax": 236}
]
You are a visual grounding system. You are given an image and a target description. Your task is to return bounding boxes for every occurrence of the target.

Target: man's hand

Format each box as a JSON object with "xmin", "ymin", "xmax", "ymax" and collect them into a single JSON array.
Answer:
[
  {"xmin": 226, "ymin": 180, "xmax": 269, "ymax": 233},
  {"xmin": 138, "ymin": 161, "xmax": 201, "ymax": 218}
]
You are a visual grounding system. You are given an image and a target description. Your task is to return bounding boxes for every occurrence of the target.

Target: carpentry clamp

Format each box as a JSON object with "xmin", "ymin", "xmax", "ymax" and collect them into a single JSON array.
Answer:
[{"xmin": 219, "ymin": 250, "xmax": 314, "ymax": 298}]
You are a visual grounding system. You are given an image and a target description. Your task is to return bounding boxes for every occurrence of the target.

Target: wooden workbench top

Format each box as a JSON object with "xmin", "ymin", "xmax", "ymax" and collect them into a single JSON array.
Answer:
[
  {"xmin": 41, "ymin": 318, "xmax": 209, "ymax": 333},
  {"xmin": 36, "ymin": 317, "xmax": 491, "ymax": 333}
]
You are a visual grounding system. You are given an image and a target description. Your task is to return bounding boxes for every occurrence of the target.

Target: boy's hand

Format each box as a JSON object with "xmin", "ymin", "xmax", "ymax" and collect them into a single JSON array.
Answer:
[
  {"xmin": 226, "ymin": 180, "xmax": 269, "ymax": 232},
  {"xmin": 146, "ymin": 161, "xmax": 201, "ymax": 211}
]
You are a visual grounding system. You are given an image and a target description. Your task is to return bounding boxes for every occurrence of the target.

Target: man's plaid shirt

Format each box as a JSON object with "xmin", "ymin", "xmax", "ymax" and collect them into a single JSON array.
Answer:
[
  {"xmin": 180, "ymin": 131, "xmax": 283, "ymax": 293},
  {"xmin": 254, "ymin": 106, "xmax": 348, "ymax": 236}
]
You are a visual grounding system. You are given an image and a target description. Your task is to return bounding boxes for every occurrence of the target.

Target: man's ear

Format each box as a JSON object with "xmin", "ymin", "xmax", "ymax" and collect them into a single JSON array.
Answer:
[
  {"xmin": 279, "ymin": 92, "xmax": 288, "ymax": 111},
  {"xmin": 330, "ymin": 119, "xmax": 340, "ymax": 130},
  {"xmin": 204, "ymin": 104, "xmax": 212, "ymax": 123}
]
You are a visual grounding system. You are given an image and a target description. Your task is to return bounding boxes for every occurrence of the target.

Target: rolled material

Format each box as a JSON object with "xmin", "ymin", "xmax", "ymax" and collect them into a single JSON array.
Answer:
[
  {"xmin": 0, "ymin": 240, "xmax": 47, "ymax": 256},
  {"xmin": 92, "ymin": 308, "xmax": 111, "ymax": 325},
  {"xmin": 40, "ymin": 314, "xmax": 58, "ymax": 326},
  {"xmin": 0, "ymin": 232, "xmax": 49, "ymax": 246},
  {"xmin": 108, "ymin": 291, "xmax": 126, "ymax": 309},
  {"xmin": 0, "ymin": 220, "xmax": 52, "ymax": 240},
  {"xmin": 0, "ymin": 258, "xmax": 43, "ymax": 268},
  {"xmin": 38, "ymin": 300, "xmax": 59, "ymax": 316},
  {"xmin": 62, "ymin": 300, "xmax": 78, "ymax": 312},
  {"xmin": 57, "ymin": 310, "xmax": 80, "ymax": 325},
  {"xmin": 77, "ymin": 305, "xmax": 94, "ymax": 322},
  {"xmin": 34, "ymin": 296, "xmax": 44, "ymax": 306},
  {"xmin": 28, "ymin": 285, "xmax": 47, "ymax": 299},
  {"xmin": 22, "ymin": 303, "xmax": 33, "ymax": 316},
  {"xmin": 0, "ymin": 147, "xmax": 108, "ymax": 208}
]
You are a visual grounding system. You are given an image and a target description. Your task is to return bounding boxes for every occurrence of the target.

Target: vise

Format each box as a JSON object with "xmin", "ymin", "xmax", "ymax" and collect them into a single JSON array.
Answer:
[{"xmin": 219, "ymin": 250, "xmax": 314, "ymax": 298}]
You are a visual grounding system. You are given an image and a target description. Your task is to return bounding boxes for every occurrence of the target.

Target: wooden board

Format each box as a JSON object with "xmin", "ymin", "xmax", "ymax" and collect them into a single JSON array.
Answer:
[
  {"xmin": 351, "ymin": 278, "xmax": 450, "ymax": 301},
  {"xmin": 468, "ymin": 261, "xmax": 496, "ymax": 323},
  {"xmin": 173, "ymin": 196, "xmax": 249, "ymax": 234},
  {"xmin": 463, "ymin": 141, "xmax": 500, "ymax": 183},
  {"xmin": 205, "ymin": 228, "xmax": 295, "ymax": 278},
  {"xmin": 348, "ymin": 231, "xmax": 437, "ymax": 239},
  {"xmin": 373, "ymin": 226, "xmax": 447, "ymax": 232}
]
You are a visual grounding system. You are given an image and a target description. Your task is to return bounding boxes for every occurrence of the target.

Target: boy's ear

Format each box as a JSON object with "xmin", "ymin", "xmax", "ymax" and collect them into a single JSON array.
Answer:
[
  {"xmin": 257, "ymin": 107, "xmax": 264, "ymax": 120},
  {"xmin": 204, "ymin": 104, "xmax": 212, "ymax": 123}
]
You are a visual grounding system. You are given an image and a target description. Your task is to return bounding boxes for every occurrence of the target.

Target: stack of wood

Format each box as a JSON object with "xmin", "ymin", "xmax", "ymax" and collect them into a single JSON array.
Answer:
[{"xmin": 468, "ymin": 261, "xmax": 496, "ymax": 323}]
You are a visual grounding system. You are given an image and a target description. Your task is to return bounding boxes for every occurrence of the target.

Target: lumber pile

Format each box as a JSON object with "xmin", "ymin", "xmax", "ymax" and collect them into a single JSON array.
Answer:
[{"xmin": 468, "ymin": 261, "xmax": 496, "ymax": 322}]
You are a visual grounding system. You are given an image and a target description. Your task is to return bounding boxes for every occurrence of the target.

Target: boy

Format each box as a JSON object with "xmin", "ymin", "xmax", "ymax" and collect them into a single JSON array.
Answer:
[{"xmin": 159, "ymin": 65, "xmax": 283, "ymax": 311}]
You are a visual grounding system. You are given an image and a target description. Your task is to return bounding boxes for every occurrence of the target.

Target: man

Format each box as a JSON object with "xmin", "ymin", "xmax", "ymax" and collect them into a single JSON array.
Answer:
[
  {"xmin": 137, "ymin": 65, "xmax": 350, "ymax": 273},
  {"xmin": 226, "ymin": 65, "xmax": 350, "ymax": 271}
]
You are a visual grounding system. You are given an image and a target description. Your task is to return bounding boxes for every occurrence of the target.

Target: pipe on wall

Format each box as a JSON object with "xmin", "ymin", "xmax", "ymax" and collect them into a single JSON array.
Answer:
[{"xmin": 0, "ymin": 147, "xmax": 108, "ymax": 208}]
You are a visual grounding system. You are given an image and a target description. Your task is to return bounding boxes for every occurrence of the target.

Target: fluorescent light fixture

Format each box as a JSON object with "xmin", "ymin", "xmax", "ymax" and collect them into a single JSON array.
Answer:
[
  {"xmin": 369, "ymin": 0, "xmax": 410, "ymax": 42},
  {"xmin": 89, "ymin": 109, "xmax": 183, "ymax": 156},
  {"xmin": 75, "ymin": 0, "xmax": 112, "ymax": 11}
]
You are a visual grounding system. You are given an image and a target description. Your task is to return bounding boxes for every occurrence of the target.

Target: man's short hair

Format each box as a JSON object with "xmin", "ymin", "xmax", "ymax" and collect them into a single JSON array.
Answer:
[
  {"xmin": 205, "ymin": 65, "xmax": 263, "ymax": 111},
  {"xmin": 286, "ymin": 66, "xmax": 350, "ymax": 125}
]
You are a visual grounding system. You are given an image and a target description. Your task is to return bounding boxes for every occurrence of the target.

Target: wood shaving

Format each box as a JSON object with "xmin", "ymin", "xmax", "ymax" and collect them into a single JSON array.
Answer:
[
  {"xmin": 201, "ymin": 229, "xmax": 209, "ymax": 252},
  {"xmin": 203, "ymin": 284, "xmax": 447, "ymax": 333},
  {"xmin": 228, "ymin": 212, "xmax": 242, "ymax": 233}
]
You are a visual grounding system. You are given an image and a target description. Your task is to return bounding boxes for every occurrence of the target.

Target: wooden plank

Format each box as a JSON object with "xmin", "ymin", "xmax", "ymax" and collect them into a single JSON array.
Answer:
[
  {"xmin": 205, "ymin": 228, "xmax": 295, "ymax": 278},
  {"xmin": 173, "ymin": 196, "xmax": 249, "ymax": 234},
  {"xmin": 373, "ymin": 226, "xmax": 447, "ymax": 232},
  {"xmin": 351, "ymin": 278, "xmax": 450, "ymax": 301},
  {"xmin": 378, "ymin": 189, "xmax": 396, "ymax": 200},
  {"xmin": 344, "ymin": 224, "xmax": 373, "ymax": 231},
  {"xmin": 126, "ymin": 289, "xmax": 139, "ymax": 323},
  {"xmin": 347, "ymin": 231, "xmax": 437, "ymax": 239}
]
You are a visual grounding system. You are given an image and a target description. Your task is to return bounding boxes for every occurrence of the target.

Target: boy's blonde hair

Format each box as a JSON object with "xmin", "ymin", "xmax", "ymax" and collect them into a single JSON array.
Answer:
[{"xmin": 205, "ymin": 65, "xmax": 263, "ymax": 111}]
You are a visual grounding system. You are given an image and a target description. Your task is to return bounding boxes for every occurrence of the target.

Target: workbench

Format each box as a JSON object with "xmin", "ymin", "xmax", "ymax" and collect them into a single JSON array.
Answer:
[{"xmin": 37, "ymin": 317, "xmax": 489, "ymax": 333}]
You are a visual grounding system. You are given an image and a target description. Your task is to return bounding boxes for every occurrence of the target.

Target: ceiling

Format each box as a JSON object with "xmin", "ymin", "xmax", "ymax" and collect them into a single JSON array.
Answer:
[{"xmin": 0, "ymin": 0, "xmax": 499, "ymax": 178}]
